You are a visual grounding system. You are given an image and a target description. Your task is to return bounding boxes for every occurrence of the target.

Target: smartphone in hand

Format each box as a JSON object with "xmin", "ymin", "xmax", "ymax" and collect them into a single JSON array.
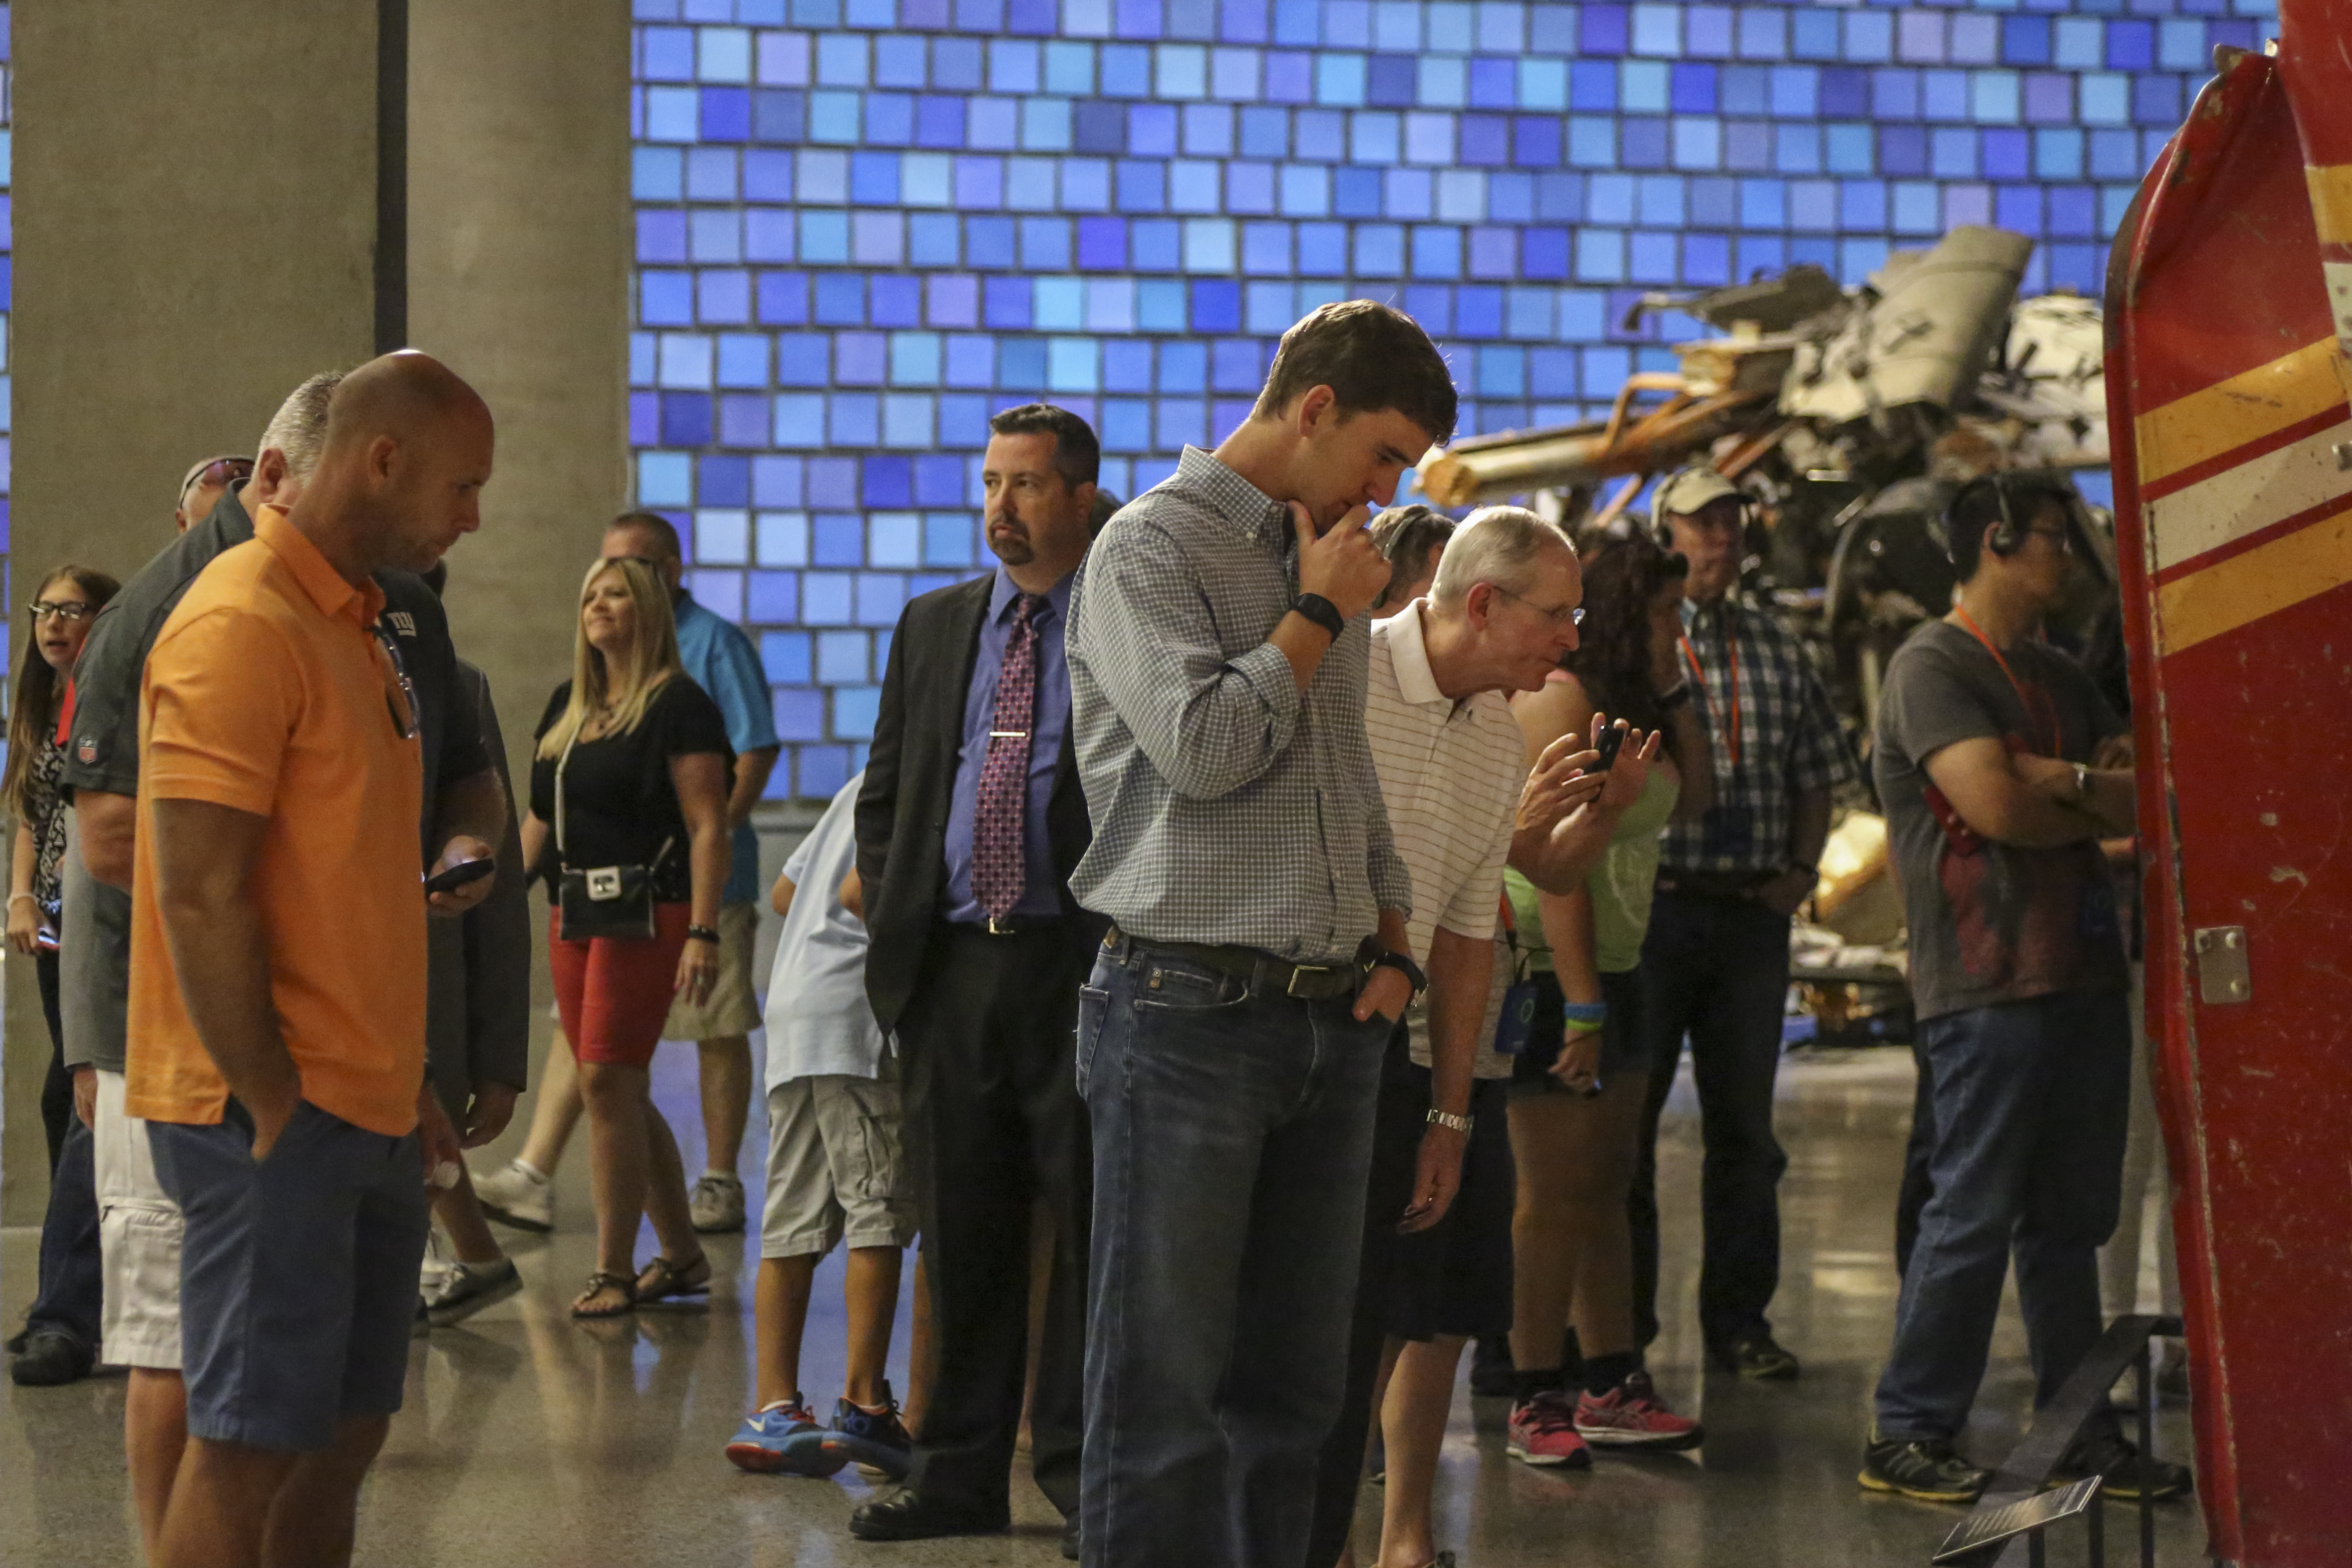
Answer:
[
  {"xmin": 423, "ymin": 858, "xmax": 496, "ymax": 897},
  {"xmin": 1590, "ymin": 721, "xmax": 1627, "ymax": 773}
]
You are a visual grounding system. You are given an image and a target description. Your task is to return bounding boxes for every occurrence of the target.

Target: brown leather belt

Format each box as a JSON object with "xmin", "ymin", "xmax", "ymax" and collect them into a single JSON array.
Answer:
[{"xmin": 1105, "ymin": 926, "xmax": 1361, "ymax": 1001}]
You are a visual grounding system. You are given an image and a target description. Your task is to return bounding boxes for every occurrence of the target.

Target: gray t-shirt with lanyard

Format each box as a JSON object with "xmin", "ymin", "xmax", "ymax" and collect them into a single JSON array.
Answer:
[{"xmin": 1873, "ymin": 617, "xmax": 2127, "ymax": 1022}]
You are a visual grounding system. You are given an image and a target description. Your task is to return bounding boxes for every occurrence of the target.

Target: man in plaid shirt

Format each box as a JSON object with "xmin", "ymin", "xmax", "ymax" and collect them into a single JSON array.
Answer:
[
  {"xmin": 1628, "ymin": 466, "xmax": 1856, "ymax": 1381},
  {"xmin": 1064, "ymin": 301, "xmax": 1457, "ymax": 1568}
]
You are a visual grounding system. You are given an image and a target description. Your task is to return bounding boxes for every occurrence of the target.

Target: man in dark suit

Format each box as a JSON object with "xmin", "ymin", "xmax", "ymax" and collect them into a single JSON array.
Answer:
[{"xmin": 854, "ymin": 405, "xmax": 1104, "ymax": 1552}]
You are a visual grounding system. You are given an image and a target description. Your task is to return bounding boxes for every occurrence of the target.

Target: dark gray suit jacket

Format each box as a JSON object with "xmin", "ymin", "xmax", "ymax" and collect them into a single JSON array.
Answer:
[{"xmin": 855, "ymin": 574, "xmax": 1100, "ymax": 1032}]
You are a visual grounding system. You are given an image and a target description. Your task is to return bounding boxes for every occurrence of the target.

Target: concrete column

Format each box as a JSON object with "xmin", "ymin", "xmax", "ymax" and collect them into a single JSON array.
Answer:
[
  {"xmin": 2, "ymin": 0, "xmax": 632, "ymax": 1218},
  {"xmin": 6, "ymin": 1, "xmax": 382, "ymax": 1221},
  {"xmin": 406, "ymin": 0, "xmax": 631, "ymax": 789},
  {"xmin": 406, "ymin": 0, "xmax": 633, "ymax": 1122}
]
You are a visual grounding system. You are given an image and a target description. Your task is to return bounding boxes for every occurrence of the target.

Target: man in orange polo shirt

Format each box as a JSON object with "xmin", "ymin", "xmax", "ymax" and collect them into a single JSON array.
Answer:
[{"xmin": 130, "ymin": 350, "xmax": 495, "ymax": 1568}]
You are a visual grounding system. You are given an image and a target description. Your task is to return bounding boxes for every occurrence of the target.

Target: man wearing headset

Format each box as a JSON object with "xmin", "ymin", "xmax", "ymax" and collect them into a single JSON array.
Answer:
[
  {"xmin": 1627, "ymin": 466, "xmax": 1854, "ymax": 1383},
  {"xmin": 1860, "ymin": 472, "xmax": 2187, "ymax": 1505}
]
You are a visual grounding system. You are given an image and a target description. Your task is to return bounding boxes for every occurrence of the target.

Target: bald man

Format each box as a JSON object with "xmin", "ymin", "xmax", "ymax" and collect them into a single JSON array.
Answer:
[{"xmin": 131, "ymin": 352, "xmax": 496, "ymax": 1568}]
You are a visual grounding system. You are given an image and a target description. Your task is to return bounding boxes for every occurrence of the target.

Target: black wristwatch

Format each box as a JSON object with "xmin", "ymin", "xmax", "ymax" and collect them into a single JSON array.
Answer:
[
  {"xmin": 1291, "ymin": 592, "xmax": 1346, "ymax": 642},
  {"xmin": 1356, "ymin": 937, "xmax": 1428, "ymax": 1001}
]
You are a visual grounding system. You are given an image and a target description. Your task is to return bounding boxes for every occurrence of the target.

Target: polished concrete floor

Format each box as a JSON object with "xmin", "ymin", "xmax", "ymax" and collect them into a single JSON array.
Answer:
[{"xmin": 1, "ymin": 1044, "xmax": 2205, "ymax": 1567}]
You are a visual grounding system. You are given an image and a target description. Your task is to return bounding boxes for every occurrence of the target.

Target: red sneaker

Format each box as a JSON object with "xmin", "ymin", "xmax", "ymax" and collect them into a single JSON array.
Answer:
[
  {"xmin": 1506, "ymin": 1390, "xmax": 1593, "ymax": 1468},
  {"xmin": 1574, "ymin": 1371, "xmax": 1704, "ymax": 1450}
]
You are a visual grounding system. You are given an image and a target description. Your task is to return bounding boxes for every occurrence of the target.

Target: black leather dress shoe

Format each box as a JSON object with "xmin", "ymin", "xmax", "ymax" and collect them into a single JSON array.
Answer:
[
  {"xmin": 1062, "ymin": 1513, "xmax": 1080, "ymax": 1561},
  {"xmin": 9, "ymin": 1330, "xmax": 93, "ymax": 1387},
  {"xmin": 1715, "ymin": 1330, "xmax": 1801, "ymax": 1381},
  {"xmin": 849, "ymin": 1490, "xmax": 1010, "ymax": 1542}
]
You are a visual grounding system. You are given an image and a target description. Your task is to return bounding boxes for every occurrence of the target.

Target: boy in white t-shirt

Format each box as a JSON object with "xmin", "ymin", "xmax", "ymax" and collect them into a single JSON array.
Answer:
[{"xmin": 726, "ymin": 772, "xmax": 920, "ymax": 1479}]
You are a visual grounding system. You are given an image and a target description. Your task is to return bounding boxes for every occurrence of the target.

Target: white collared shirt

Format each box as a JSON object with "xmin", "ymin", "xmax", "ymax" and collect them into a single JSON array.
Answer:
[{"xmin": 1365, "ymin": 600, "xmax": 1527, "ymax": 966}]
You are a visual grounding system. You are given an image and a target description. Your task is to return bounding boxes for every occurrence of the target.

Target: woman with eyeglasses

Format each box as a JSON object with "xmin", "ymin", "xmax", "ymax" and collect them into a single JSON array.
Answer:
[
  {"xmin": 6, "ymin": 566, "xmax": 120, "ymax": 1173},
  {"xmin": 1498, "ymin": 528, "xmax": 1714, "ymax": 1466},
  {"xmin": 519, "ymin": 556, "xmax": 733, "ymax": 1321}
]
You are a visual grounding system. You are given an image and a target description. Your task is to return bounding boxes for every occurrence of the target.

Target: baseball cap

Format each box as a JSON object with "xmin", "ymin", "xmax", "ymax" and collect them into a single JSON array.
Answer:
[{"xmin": 1653, "ymin": 466, "xmax": 1743, "ymax": 518}]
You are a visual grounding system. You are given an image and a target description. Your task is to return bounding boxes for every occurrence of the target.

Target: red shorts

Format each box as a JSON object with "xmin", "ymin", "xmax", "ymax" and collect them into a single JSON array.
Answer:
[{"xmin": 548, "ymin": 903, "xmax": 690, "ymax": 1068}]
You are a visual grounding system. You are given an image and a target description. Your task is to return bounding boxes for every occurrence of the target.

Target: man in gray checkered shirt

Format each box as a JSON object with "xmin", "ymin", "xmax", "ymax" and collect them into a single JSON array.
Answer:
[{"xmin": 1064, "ymin": 301, "xmax": 1457, "ymax": 1568}]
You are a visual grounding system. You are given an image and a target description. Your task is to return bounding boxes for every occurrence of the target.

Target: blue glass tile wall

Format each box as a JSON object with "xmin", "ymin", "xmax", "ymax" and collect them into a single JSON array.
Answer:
[{"xmin": 631, "ymin": 0, "xmax": 2276, "ymax": 800}]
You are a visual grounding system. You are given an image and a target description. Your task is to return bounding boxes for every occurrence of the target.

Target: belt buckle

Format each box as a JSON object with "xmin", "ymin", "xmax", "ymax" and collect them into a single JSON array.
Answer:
[
  {"xmin": 987, "ymin": 915, "xmax": 1014, "ymax": 936},
  {"xmin": 1287, "ymin": 963, "xmax": 1335, "ymax": 999}
]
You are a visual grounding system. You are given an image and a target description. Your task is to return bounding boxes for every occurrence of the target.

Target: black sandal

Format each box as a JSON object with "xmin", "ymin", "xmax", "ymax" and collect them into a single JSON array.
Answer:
[
  {"xmin": 635, "ymin": 1254, "xmax": 712, "ymax": 1307},
  {"xmin": 571, "ymin": 1271, "xmax": 638, "ymax": 1320}
]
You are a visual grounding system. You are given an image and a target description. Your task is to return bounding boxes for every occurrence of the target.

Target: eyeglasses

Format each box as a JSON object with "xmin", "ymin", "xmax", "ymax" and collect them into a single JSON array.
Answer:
[
  {"xmin": 372, "ymin": 624, "xmax": 419, "ymax": 742},
  {"xmin": 1489, "ymin": 585, "xmax": 1585, "ymax": 628},
  {"xmin": 27, "ymin": 601, "xmax": 96, "ymax": 624},
  {"xmin": 2022, "ymin": 523, "xmax": 2073, "ymax": 555}
]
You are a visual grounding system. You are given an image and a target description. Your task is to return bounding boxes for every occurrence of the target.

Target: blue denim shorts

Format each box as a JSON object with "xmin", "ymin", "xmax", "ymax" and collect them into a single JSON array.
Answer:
[{"xmin": 149, "ymin": 1098, "xmax": 429, "ymax": 1452}]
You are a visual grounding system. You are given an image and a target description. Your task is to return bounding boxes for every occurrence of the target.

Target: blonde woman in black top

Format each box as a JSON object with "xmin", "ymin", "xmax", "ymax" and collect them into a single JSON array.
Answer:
[{"xmin": 520, "ymin": 556, "xmax": 733, "ymax": 1320}]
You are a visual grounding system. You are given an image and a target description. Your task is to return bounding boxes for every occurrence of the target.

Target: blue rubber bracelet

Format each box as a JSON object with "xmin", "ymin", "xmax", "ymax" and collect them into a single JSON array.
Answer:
[{"xmin": 1561, "ymin": 1001, "xmax": 1608, "ymax": 1025}]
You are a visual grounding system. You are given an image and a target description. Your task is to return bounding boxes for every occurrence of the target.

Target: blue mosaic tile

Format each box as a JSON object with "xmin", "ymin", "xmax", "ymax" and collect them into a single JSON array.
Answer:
[{"xmin": 631, "ymin": 0, "xmax": 2278, "ymax": 794}]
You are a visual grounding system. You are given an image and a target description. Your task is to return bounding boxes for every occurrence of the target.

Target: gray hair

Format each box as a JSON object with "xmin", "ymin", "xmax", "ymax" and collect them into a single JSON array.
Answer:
[
  {"xmin": 256, "ymin": 370, "xmax": 347, "ymax": 480},
  {"xmin": 1428, "ymin": 505, "xmax": 1574, "ymax": 606}
]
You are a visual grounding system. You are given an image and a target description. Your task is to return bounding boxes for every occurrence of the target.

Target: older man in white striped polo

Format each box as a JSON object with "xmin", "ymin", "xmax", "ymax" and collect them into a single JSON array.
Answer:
[{"xmin": 1308, "ymin": 506, "xmax": 1660, "ymax": 1568}]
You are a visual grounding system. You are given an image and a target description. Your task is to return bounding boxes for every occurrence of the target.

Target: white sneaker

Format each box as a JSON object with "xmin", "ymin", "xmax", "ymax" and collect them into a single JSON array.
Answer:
[
  {"xmin": 472, "ymin": 1160, "xmax": 554, "ymax": 1233},
  {"xmin": 423, "ymin": 1258, "xmax": 522, "ymax": 1327},
  {"xmin": 419, "ymin": 1227, "xmax": 459, "ymax": 1292},
  {"xmin": 689, "ymin": 1172, "xmax": 746, "ymax": 1234}
]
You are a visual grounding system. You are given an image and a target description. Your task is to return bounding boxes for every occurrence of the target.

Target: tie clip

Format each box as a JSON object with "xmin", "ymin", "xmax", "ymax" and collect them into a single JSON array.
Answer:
[{"xmin": 990, "ymin": 729, "xmax": 1029, "ymax": 738}]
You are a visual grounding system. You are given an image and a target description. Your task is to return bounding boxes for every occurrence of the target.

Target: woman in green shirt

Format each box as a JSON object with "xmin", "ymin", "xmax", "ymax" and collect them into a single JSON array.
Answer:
[{"xmin": 1501, "ymin": 529, "xmax": 1716, "ymax": 1463}]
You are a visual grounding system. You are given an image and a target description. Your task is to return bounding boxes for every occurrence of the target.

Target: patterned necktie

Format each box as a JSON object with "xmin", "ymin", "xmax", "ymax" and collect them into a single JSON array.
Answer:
[{"xmin": 973, "ymin": 594, "xmax": 1046, "ymax": 919}]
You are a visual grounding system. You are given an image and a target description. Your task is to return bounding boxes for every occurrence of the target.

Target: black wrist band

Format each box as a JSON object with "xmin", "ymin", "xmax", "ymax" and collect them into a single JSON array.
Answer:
[
  {"xmin": 686, "ymin": 924, "xmax": 721, "ymax": 944},
  {"xmin": 1354, "ymin": 936, "xmax": 1428, "ymax": 1000},
  {"xmin": 1291, "ymin": 592, "xmax": 1345, "ymax": 641}
]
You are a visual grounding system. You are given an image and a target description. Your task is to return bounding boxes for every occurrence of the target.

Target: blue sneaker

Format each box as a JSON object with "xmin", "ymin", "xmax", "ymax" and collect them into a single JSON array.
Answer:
[
  {"xmin": 726, "ymin": 1399, "xmax": 843, "ymax": 1477},
  {"xmin": 814, "ymin": 1381, "xmax": 915, "ymax": 1479}
]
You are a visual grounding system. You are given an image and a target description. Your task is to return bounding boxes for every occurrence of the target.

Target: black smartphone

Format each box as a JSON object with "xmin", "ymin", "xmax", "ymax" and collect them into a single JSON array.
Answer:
[
  {"xmin": 423, "ymin": 858, "xmax": 496, "ymax": 897},
  {"xmin": 1590, "ymin": 722, "xmax": 1626, "ymax": 773}
]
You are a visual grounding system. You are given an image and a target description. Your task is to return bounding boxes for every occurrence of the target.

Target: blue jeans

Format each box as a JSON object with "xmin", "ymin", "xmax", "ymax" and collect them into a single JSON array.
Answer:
[
  {"xmin": 1077, "ymin": 935, "xmax": 1390, "ymax": 1568},
  {"xmin": 24, "ymin": 1116, "xmax": 103, "ymax": 1357},
  {"xmin": 1874, "ymin": 989, "xmax": 2130, "ymax": 1442}
]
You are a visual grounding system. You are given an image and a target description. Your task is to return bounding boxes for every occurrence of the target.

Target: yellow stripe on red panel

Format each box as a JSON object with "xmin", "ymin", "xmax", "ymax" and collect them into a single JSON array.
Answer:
[
  {"xmin": 2307, "ymin": 163, "xmax": 2352, "ymax": 246},
  {"xmin": 2133, "ymin": 336, "xmax": 2344, "ymax": 490},
  {"xmin": 2157, "ymin": 498, "xmax": 2352, "ymax": 655}
]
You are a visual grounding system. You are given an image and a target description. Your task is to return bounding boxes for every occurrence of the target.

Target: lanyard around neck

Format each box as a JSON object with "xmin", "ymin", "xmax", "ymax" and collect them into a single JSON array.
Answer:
[
  {"xmin": 1679, "ymin": 610, "xmax": 1741, "ymax": 770},
  {"xmin": 1951, "ymin": 604, "xmax": 2058, "ymax": 755}
]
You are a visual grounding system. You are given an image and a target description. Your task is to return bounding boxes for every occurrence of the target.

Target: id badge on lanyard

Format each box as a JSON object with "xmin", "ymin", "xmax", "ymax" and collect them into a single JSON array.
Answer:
[
  {"xmin": 1682, "ymin": 619, "xmax": 1753, "ymax": 857},
  {"xmin": 1492, "ymin": 889, "xmax": 1541, "ymax": 1056}
]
